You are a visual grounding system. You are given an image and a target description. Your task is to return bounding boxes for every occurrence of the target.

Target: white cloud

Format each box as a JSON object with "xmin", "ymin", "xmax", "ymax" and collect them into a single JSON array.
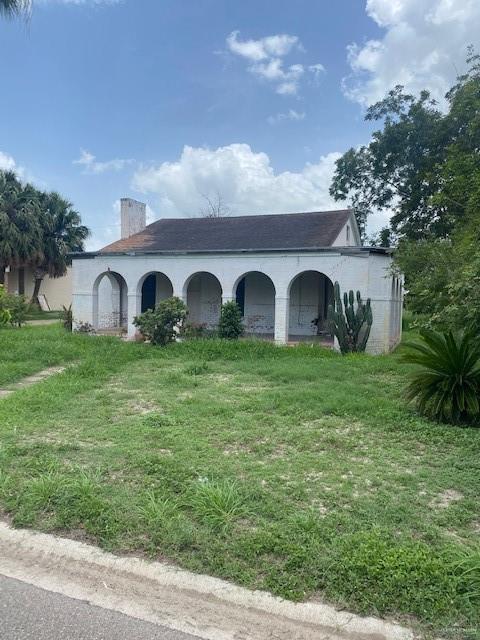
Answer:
[
  {"xmin": 73, "ymin": 149, "xmax": 135, "ymax": 174},
  {"xmin": 344, "ymin": 0, "xmax": 480, "ymax": 107},
  {"xmin": 132, "ymin": 143, "xmax": 341, "ymax": 218},
  {"xmin": 226, "ymin": 31, "xmax": 300, "ymax": 62},
  {"xmin": 267, "ymin": 109, "xmax": 306, "ymax": 125},
  {"xmin": 0, "ymin": 151, "xmax": 17, "ymax": 172},
  {"xmin": 226, "ymin": 31, "xmax": 325, "ymax": 96}
]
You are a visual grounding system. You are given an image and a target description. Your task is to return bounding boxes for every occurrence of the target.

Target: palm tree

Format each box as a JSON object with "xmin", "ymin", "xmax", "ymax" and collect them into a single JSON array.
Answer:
[
  {"xmin": 31, "ymin": 191, "xmax": 89, "ymax": 305},
  {"xmin": 0, "ymin": 170, "xmax": 42, "ymax": 284},
  {"xmin": 0, "ymin": 0, "xmax": 31, "ymax": 19}
]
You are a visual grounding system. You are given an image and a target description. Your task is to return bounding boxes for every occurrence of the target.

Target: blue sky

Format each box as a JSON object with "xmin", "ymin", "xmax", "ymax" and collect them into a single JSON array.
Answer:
[{"xmin": 0, "ymin": 0, "xmax": 477, "ymax": 248}]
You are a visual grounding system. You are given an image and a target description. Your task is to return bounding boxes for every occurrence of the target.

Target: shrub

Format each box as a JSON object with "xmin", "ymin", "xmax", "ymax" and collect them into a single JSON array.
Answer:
[
  {"xmin": 7, "ymin": 295, "xmax": 29, "ymax": 327},
  {"xmin": 61, "ymin": 304, "xmax": 73, "ymax": 331},
  {"xmin": 134, "ymin": 296, "xmax": 187, "ymax": 346},
  {"xmin": 218, "ymin": 300, "xmax": 244, "ymax": 339},
  {"xmin": 0, "ymin": 285, "xmax": 11, "ymax": 326},
  {"xmin": 0, "ymin": 287, "xmax": 28, "ymax": 327},
  {"xmin": 327, "ymin": 282, "xmax": 373, "ymax": 354},
  {"xmin": 403, "ymin": 329, "xmax": 480, "ymax": 424}
]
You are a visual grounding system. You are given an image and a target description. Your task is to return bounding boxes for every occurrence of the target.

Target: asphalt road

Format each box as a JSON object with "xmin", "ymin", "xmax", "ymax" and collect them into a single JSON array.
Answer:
[{"xmin": 0, "ymin": 575, "xmax": 199, "ymax": 640}]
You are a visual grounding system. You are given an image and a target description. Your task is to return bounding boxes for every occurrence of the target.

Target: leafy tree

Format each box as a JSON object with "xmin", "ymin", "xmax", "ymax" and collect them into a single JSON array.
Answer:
[
  {"xmin": 134, "ymin": 297, "xmax": 187, "ymax": 346},
  {"xmin": 218, "ymin": 301, "xmax": 244, "ymax": 339},
  {"xmin": 31, "ymin": 191, "xmax": 89, "ymax": 306},
  {"xmin": 0, "ymin": 171, "xmax": 42, "ymax": 284},
  {"xmin": 0, "ymin": 0, "xmax": 31, "ymax": 19}
]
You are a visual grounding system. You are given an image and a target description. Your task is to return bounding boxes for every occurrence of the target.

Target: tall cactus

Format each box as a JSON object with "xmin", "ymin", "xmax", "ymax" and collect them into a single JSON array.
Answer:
[{"xmin": 327, "ymin": 282, "xmax": 373, "ymax": 354}]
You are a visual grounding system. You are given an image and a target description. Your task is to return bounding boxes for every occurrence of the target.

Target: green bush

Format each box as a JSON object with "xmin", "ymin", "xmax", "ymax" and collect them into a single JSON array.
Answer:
[
  {"xmin": 218, "ymin": 300, "xmax": 244, "ymax": 339},
  {"xmin": 0, "ymin": 285, "xmax": 11, "ymax": 326},
  {"xmin": 61, "ymin": 304, "xmax": 73, "ymax": 331},
  {"xmin": 0, "ymin": 287, "xmax": 28, "ymax": 327},
  {"xmin": 403, "ymin": 329, "xmax": 480, "ymax": 424},
  {"xmin": 134, "ymin": 296, "xmax": 187, "ymax": 346}
]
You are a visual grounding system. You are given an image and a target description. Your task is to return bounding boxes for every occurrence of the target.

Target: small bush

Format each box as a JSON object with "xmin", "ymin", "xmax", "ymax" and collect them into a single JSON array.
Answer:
[
  {"xmin": 189, "ymin": 479, "xmax": 247, "ymax": 531},
  {"xmin": 218, "ymin": 301, "xmax": 244, "ymax": 339},
  {"xmin": 0, "ymin": 285, "xmax": 11, "ymax": 326},
  {"xmin": 403, "ymin": 329, "xmax": 480, "ymax": 424},
  {"xmin": 134, "ymin": 296, "xmax": 187, "ymax": 346},
  {"xmin": 61, "ymin": 304, "xmax": 73, "ymax": 331},
  {"xmin": 0, "ymin": 287, "xmax": 28, "ymax": 327}
]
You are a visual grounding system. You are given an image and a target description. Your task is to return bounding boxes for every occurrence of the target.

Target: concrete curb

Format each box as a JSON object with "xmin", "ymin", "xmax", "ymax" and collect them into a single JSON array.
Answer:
[{"xmin": 0, "ymin": 522, "xmax": 415, "ymax": 640}]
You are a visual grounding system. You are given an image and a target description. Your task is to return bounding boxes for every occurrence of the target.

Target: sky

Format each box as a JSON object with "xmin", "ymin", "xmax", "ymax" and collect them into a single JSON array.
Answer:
[{"xmin": 0, "ymin": 0, "xmax": 479, "ymax": 249}]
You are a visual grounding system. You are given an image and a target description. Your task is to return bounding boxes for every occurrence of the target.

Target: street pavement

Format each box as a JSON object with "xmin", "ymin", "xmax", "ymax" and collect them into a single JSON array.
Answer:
[{"xmin": 0, "ymin": 574, "xmax": 199, "ymax": 640}]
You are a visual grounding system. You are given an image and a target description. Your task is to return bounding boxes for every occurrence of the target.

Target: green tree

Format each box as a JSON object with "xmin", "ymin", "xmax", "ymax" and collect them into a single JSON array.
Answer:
[
  {"xmin": 218, "ymin": 301, "xmax": 244, "ymax": 339},
  {"xmin": 31, "ymin": 191, "xmax": 89, "ymax": 306},
  {"xmin": 0, "ymin": 170, "xmax": 42, "ymax": 284},
  {"xmin": 0, "ymin": 0, "xmax": 31, "ymax": 19}
]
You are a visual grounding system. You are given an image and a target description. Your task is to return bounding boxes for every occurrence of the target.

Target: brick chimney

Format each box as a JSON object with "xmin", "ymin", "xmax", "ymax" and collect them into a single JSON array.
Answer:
[{"xmin": 120, "ymin": 198, "xmax": 146, "ymax": 239}]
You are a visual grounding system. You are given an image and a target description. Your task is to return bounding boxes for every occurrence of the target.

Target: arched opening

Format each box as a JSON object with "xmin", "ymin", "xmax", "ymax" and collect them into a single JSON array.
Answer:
[
  {"xmin": 185, "ymin": 272, "xmax": 222, "ymax": 329},
  {"xmin": 288, "ymin": 271, "xmax": 334, "ymax": 342},
  {"xmin": 93, "ymin": 271, "xmax": 128, "ymax": 331},
  {"xmin": 234, "ymin": 271, "xmax": 275, "ymax": 336},
  {"xmin": 138, "ymin": 272, "xmax": 173, "ymax": 313}
]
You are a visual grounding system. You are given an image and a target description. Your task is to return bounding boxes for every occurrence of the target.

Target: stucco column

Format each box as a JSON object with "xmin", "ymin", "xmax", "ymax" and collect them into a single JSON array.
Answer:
[
  {"xmin": 127, "ymin": 292, "xmax": 141, "ymax": 338},
  {"xmin": 274, "ymin": 295, "xmax": 289, "ymax": 345}
]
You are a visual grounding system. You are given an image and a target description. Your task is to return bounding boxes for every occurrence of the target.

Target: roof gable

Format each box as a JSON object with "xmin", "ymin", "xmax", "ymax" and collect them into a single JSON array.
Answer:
[{"xmin": 100, "ymin": 209, "xmax": 355, "ymax": 254}]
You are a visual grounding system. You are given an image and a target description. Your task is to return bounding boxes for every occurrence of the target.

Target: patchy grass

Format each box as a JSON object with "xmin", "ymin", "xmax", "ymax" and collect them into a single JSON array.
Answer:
[{"xmin": 0, "ymin": 325, "xmax": 479, "ymax": 638}]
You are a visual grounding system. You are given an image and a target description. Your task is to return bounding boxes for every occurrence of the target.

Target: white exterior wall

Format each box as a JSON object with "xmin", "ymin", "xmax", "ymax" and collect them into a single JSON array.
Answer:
[
  {"xmin": 6, "ymin": 266, "xmax": 72, "ymax": 310},
  {"xmin": 243, "ymin": 272, "xmax": 275, "ymax": 334},
  {"xmin": 72, "ymin": 249, "xmax": 401, "ymax": 354}
]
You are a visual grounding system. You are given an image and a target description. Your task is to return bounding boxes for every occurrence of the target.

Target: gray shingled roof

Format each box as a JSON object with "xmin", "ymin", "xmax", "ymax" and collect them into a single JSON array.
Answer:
[{"xmin": 99, "ymin": 210, "xmax": 353, "ymax": 254}]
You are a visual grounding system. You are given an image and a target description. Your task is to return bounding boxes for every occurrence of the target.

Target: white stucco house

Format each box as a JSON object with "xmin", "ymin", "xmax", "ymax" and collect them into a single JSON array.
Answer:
[{"xmin": 71, "ymin": 198, "xmax": 403, "ymax": 353}]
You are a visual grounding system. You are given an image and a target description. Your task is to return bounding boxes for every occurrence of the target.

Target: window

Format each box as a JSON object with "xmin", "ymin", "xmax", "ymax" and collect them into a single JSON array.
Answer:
[{"xmin": 346, "ymin": 225, "xmax": 350, "ymax": 244}]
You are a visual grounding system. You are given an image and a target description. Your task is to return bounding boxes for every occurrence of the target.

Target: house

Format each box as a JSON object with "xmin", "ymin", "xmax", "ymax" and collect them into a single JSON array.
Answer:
[
  {"xmin": 71, "ymin": 198, "xmax": 403, "ymax": 353},
  {"xmin": 4, "ymin": 265, "xmax": 72, "ymax": 311}
]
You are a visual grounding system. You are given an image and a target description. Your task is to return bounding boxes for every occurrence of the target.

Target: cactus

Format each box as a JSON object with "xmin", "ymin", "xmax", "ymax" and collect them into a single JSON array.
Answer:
[{"xmin": 327, "ymin": 282, "xmax": 373, "ymax": 354}]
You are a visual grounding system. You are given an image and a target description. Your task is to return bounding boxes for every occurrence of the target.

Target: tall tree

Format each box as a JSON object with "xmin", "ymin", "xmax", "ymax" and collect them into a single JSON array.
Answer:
[
  {"xmin": 31, "ymin": 191, "xmax": 89, "ymax": 305},
  {"xmin": 0, "ymin": 0, "xmax": 31, "ymax": 19},
  {"xmin": 0, "ymin": 170, "xmax": 42, "ymax": 284}
]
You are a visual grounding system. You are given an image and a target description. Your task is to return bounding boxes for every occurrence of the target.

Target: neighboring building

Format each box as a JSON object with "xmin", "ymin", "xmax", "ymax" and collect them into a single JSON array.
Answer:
[
  {"xmin": 71, "ymin": 198, "xmax": 403, "ymax": 353},
  {"xmin": 5, "ymin": 266, "xmax": 72, "ymax": 310}
]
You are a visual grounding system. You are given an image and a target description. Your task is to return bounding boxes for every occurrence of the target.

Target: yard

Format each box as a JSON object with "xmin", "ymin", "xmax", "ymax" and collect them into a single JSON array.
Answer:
[{"xmin": 0, "ymin": 324, "xmax": 478, "ymax": 638}]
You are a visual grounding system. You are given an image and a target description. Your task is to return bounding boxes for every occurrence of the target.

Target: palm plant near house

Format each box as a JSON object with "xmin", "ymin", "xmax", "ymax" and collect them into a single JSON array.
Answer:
[
  {"xmin": 0, "ymin": 170, "xmax": 42, "ymax": 283},
  {"xmin": 31, "ymin": 191, "xmax": 89, "ymax": 306},
  {"xmin": 0, "ymin": 0, "xmax": 31, "ymax": 19},
  {"xmin": 403, "ymin": 329, "xmax": 480, "ymax": 425}
]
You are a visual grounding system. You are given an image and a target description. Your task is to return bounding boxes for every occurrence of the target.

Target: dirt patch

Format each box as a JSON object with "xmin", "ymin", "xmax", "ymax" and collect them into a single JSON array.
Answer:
[
  {"xmin": 0, "ymin": 366, "xmax": 67, "ymax": 399},
  {"xmin": 429, "ymin": 489, "xmax": 464, "ymax": 510}
]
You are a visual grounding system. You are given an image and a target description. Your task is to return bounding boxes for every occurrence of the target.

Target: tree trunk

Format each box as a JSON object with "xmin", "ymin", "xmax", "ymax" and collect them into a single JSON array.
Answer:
[{"xmin": 31, "ymin": 276, "xmax": 44, "ymax": 307}]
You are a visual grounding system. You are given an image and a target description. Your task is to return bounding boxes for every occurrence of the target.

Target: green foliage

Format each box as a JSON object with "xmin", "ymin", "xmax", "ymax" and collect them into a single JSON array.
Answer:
[
  {"xmin": 134, "ymin": 296, "xmax": 187, "ymax": 346},
  {"xmin": 61, "ymin": 304, "xmax": 73, "ymax": 331},
  {"xmin": 451, "ymin": 545, "xmax": 480, "ymax": 606},
  {"xmin": 218, "ymin": 300, "xmax": 244, "ymax": 339},
  {"xmin": 403, "ymin": 329, "xmax": 480, "ymax": 424},
  {"xmin": 189, "ymin": 479, "xmax": 247, "ymax": 531},
  {"xmin": 0, "ymin": 0, "xmax": 31, "ymax": 20},
  {"xmin": 0, "ymin": 286, "xmax": 28, "ymax": 327},
  {"xmin": 327, "ymin": 282, "xmax": 372, "ymax": 354},
  {"xmin": 0, "ymin": 284, "xmax": 11, "ymax": 326},
  {"xmin": 6, "ymin": 294, "xmax": 28, "ymax": 327},
  {"xmin": 0, "ymin": 170, "xmax": 89, "ymax": 305}
]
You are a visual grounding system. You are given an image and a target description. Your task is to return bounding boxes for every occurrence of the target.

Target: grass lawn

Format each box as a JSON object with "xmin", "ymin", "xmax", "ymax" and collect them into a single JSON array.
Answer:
[
  {"xmin": 24, "ymin": 309, "xmax": 63, "ymax": 321},
  {"xmin": 0, "ymin": 325, "xmax": 478, "ymax": 638}
]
